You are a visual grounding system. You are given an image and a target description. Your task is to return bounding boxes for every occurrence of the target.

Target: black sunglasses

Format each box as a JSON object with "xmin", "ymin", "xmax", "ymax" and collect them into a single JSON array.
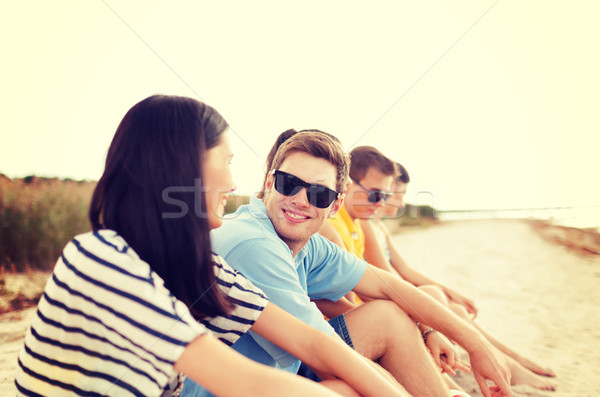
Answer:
[
  {"xmin": 272, "ymin": 170, "xmax": 341, "ymax": 209},
  {"xmin": 350, "ymin": 178, "xmax": 392, "ymax": 203}
]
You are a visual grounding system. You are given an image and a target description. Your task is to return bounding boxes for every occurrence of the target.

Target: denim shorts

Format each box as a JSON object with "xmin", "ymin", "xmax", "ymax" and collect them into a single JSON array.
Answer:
[{"xmin": 296, "ymin": 313, "xmax": 354, "ymax": 381}]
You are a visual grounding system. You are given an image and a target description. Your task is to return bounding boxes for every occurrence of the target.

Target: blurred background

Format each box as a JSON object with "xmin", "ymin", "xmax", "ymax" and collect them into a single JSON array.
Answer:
[
  {"xmin": 2, "ymin": 1, "xmax": 599, "ymax": 211},
  {"xmin": 1, "ymin": 3, "xmax": 600, "ymax": 394},
  {"xmin": 2, "ymin": 1, "xmax": 600, "ymax": 270}
]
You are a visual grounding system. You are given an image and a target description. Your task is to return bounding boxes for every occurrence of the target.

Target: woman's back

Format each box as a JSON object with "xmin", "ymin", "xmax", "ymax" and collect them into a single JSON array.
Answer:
[{"xmin": 15, "ymin": 230, "xmax": 208, "ymax": 396}]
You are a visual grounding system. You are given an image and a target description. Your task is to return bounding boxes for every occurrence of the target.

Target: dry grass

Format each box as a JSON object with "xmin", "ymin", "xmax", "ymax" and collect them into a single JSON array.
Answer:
[
  {"xmin": 528, "ymin": 219, "xmax": 600, "ymax": 256},
  {"xmin": 0, "ymin": 271, "xmax": 50, "ymax": 314},
  {"xmin": 0, "ymin": 174, "xmax": 95, "ymax": 272}
]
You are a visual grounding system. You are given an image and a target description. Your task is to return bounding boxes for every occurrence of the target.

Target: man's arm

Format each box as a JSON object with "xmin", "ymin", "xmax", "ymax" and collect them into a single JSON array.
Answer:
[
  {"xmin": 360, "ymin": 219, "xmax": 400, "ymax": 274},
  {"xmin": 353, "ymin": 265, "xmax": 512, "ymax": 397},
  {"xmin": 222, "ymin": 238, "xmax": 336, "ymax": 366},
  {"xmin": 251, "ymin": 303, "xmax": 409, "ymax": 397},
  {"xmin": 315, "ymin": 222, "xmax": 361, "ymax": 317}
]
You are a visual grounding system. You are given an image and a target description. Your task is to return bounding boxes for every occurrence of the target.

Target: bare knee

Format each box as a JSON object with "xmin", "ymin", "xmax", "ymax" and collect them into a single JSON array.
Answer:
[
  {"xmin": 346, "ymin": 300, "xmax": 419, "ymax": 357},
  {"xmin": 418, "ymin": 284, "xmax": 448, "ymax": 305},
  {"xmin": 359, "ymin": 300, "xmax": 415, "ymax": 329}
]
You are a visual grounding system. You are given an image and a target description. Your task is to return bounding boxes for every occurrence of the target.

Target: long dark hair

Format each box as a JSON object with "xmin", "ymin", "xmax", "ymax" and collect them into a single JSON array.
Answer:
[{"xmin": 89, "ymin": 94, "xmax": 232, "ymax": 319}]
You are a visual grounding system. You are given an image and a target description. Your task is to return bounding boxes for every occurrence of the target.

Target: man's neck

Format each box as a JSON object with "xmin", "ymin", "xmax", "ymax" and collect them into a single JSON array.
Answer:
[
  {"xmin": 288, "ymin": 243, "xmax": 307, "ymax": 258},
  {"xmin": 280, "ymin": 236, "xmax": 309, "ymax": 258}
]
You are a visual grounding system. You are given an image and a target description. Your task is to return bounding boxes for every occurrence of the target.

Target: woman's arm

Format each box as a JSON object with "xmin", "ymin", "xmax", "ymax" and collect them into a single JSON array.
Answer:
[
  {"xmin": 251, "ymin": 303, "xmax": 409, "ymax": 397},
  {"xmin": 360, "ymin": 219, "xmax": 399, "ymax": 274},
  {"xmin": 176, "ymin": 333, "xmax": 343, "ymax": 397}
]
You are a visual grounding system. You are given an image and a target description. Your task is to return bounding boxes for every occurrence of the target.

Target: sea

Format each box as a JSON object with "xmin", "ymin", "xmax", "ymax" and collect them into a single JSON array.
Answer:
[{"xmin": 437, "ymin": 205, "xmax": 600, "ymax": 232}]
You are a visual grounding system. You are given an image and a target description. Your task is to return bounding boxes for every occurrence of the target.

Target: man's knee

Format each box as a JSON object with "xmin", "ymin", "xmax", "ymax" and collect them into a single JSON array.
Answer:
[
  {"xmin": 350, "ymin": 300, "xmax": 417, "ymax": 336},
  {"xmin": 345, "ymin": 300, "xmax": 419, "ymax": 359}
]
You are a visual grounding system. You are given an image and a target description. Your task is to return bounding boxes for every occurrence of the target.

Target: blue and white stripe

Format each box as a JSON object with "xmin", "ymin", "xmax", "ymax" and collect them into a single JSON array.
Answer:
[{"xmin": 15, "ymin": 230, "xmax": 268, "ymax": 396}]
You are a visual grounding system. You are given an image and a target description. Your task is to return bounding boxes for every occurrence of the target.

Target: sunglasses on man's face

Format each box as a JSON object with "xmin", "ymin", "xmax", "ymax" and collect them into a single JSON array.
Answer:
[
  {"xmin": 272, "ymin": 170, "xmax": 341, "ymax": 209},
  {"xmin": 350, "ymin": 178, "xmax": 393, "ymax": 204}
]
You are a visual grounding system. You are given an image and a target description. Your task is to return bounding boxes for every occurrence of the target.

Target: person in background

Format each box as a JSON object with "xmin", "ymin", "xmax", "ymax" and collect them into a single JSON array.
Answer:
[
  {"xmin": 318, "ymin": 146, "xmax": 470, "ymax": 394},
  {"xmin": 183, "ymin": 130, "xmax": 514, "ymax": 397},
  {"xmin": 358, "ymin": 161, "xmax": 557, "ymax": 391},
  {"xmin": 14, "ymin": 95, "xmax": 405, "ymax": 397}
]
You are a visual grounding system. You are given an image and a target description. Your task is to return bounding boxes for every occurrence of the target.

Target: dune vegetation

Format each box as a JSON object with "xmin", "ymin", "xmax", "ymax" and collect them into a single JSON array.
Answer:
[{"xmin": 0, "ymin": 174, "xmax": 95, "ymax": 272}]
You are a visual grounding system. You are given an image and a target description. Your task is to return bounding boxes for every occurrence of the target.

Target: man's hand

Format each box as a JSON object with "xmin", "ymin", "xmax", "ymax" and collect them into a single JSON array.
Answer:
[
  {"xmin": 425, "ymin": 331, "xmax": 470, "ymax": 375},
  {"xmin": 468, "ymin": 341, "xmax": 513, "ymax": 397}
]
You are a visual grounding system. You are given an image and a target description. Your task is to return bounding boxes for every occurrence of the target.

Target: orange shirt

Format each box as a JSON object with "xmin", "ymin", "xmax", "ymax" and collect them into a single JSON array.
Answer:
[{"xmin": 327, "ymin": 205, "xmax": 365, "ymax": 259}]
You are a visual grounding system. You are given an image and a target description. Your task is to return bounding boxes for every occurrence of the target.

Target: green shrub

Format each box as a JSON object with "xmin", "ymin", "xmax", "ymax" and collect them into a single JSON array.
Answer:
[
  {"xmin": 0, "ymin": 174, "xmax": 95, "ymax": 272},
  {"xmin": 393, "ymin": 203, "xmax": 439, "ymax": 227}
]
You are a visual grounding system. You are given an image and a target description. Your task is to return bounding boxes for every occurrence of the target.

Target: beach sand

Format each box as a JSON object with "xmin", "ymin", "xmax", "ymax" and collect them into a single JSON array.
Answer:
[
  {"xmin": 390, "ymin": 219, "xmax": 600, "ymax": 397},
  {"xmin": 1, "ymin": 219, "xmax": 599, "ymax": 396}
]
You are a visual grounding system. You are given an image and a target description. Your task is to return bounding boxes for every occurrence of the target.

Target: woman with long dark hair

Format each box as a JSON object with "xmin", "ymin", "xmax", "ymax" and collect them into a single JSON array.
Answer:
[{"xmin": 15, "ymin": 95, "xmax": 405, "ymax": 397}]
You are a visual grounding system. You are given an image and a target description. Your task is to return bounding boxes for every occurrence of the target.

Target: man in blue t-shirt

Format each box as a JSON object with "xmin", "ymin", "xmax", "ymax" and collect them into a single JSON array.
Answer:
[{"xmin": 184, "ymin": 131, "xmax": 513, "ymax": 397}]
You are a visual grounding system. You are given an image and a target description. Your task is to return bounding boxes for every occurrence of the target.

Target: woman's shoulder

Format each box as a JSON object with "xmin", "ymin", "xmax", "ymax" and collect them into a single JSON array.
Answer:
[
  {"xmin": 64, "ymin": 229, "xmax": 152, "ymax": 281},
  {"xmin": 72, "ymin": 229, "xmax": 131, "ymax": 255},
  {"xmin": 211, "ymin": 253, "xmax": 235, "ymax": 276},
  {"xmin": 210, "ymin": 252, "xmax": 269, "ymax": 302}
]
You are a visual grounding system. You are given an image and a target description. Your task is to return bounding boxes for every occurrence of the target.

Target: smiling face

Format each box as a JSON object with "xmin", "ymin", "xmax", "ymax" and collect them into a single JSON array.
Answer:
[
  {"xmin": 203, "ymin": 129, "xmax": 235, "ymax": 229},
  {"xmin": 345, "ymin": 166, "xmax": 394, "ymax": 220},
  {"xmin": 263, "ymin": 151, "xmax": 342, "ymax": 256}
]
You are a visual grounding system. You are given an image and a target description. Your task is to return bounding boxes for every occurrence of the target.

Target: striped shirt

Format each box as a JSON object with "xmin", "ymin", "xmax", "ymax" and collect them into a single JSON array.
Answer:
[{"xmin": 15, "ymin": 230, "xmax": 268, "ymax": 397}]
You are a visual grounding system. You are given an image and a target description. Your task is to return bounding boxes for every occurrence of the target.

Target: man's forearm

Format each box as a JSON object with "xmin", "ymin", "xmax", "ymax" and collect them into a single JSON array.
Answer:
[{"xmin": 369, "ymin": 266, "xmax": 484, "ymax": 351}]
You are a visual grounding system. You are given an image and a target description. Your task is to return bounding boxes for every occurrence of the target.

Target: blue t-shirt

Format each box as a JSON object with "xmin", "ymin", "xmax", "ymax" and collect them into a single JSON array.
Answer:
[
  {"xmin": 212, "ymin": 197, "xmax": 367, "ymax": 371},
  {"xmin": 182, "ymin": 198, "xmax": 367, "ymax": 397}
]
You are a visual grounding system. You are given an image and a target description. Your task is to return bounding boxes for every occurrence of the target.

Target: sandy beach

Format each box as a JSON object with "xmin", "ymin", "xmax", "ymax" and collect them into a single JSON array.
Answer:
[
  {"xmin": 1, "ymin": 218, "xmax": 599, "ymax": 396},
  {"xmin": 390, "ymin": 219, "xmax": 600, "ymax": 397}
]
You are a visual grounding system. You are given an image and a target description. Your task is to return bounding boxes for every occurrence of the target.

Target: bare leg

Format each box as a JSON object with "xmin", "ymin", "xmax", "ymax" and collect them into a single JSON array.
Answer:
[
  {"xmin": 344, "ymin": 300, "xmax": 450, "ymax": 397},
  {"xmin": 505, "ymin": 355, "xmax": 557, "ymax": 391},
  {"xmin": 418, "ymin": 285, "xmax": 556, "ymax": 390},
  {"xmin": 449, "ymin": 303, "xmax": 557, "ymax": 390},
  {"xmin": 419, "ymin": 285, "xmax": 555, "ymax": 377},
  {"xmin": 450, "ymin": 303, "xmax": 555, "ymax": 377}
]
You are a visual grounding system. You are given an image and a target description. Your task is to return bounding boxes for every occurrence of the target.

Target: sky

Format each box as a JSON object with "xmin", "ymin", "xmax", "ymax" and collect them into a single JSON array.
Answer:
[{"xmin": 1, "ymin": 1, "xmax": 599, "ymax": 211}]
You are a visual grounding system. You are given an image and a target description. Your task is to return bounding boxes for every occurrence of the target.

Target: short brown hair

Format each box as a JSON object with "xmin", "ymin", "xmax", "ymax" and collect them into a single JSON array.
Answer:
[
  {"xmin": 258, "ymin": 129, "xmax": 343, "ymax": 198},
  {"xmin": 394, "ymin": 162, "xmax": 410, "ymax": 184},
  {"xmin": 269, "ymin": 131, "xmax": 349, "ymax": 193},
  {"xmin": 349, "ymin": 146, "xmax": 395, "ymax": 182}
]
